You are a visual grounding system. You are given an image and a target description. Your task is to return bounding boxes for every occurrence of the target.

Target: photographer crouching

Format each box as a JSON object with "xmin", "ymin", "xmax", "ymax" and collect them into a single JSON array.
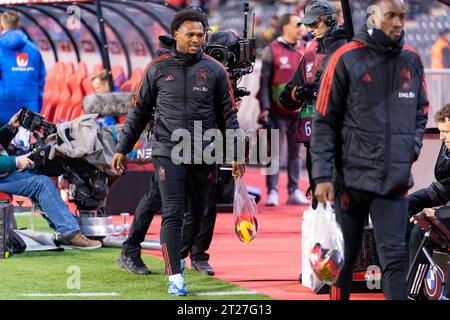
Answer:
[{"xmin": 0, "ymin": 112, "xmax": 101, "ymax": 249}]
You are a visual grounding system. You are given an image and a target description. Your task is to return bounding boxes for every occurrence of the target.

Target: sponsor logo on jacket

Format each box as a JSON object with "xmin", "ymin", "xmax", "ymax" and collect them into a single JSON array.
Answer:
[
  {"xmin": 193, "ymin": 69, "xmax": 209, "ymax": 92},
  {"xmin": 305, "ymin": 62, "xmax": 314, "ymax": 79},
  {"xmin": 166, "ymin": 73, "xmax": 174, "ymax": 81},
  {"xmin": 16, "ymin": 53, "xmax": 28, "ymax": 67},
  {"xmin": 12, "ymin": 52, "xmax": 35, "ymax": 72},
  {"xmin": 196, "ymin": 69, "xmax": 208, "ymax": 86},
  {"xmin": 398, "ymin": 91, "xmax": 416, "ymax": 99},
  {"xmin": 193, "ymin": 86, "xmax": 208, "ymax": 92},
  {"xmin": 400, "ymin": 67, "xmax": 412, "ymax": 90},
  {"xmin": 279, "ymin": 56, "xmax": 292, "ymax": 70}
]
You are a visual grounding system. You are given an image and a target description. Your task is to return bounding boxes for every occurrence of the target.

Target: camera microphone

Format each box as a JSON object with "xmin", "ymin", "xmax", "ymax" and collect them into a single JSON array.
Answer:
[{"xmin": 83, "ymin": 92, "xmax": 133, "ymax": 116}]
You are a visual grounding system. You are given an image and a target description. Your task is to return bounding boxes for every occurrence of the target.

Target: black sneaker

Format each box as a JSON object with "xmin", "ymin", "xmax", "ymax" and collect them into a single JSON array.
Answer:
[
  {"xmin": 117, "ymin": 254, "xmax": 151, "ymax": 275},
  {"xmin": 191, "ymin": 260, "xmax": 215, "ymax": 276}
]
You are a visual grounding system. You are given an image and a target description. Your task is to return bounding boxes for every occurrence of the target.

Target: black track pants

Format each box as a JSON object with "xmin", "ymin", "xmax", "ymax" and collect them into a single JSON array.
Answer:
[
  {"xmin": 153, "ymin": 156, "xmax": 214, "ymax": 275},
  {"xmin": 332, "ymin": 185, "xmax": 408, "ymax": 300}
]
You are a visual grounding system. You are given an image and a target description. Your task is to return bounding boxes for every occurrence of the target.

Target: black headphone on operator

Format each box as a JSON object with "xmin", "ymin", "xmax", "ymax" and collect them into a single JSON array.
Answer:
[
  {"xmin": 309, "ymin": 0, "xmax": 337, "ymax": 28},
  {"xmin": 323, "ymin": 14, "xmax": 337, "ymax": 27}
]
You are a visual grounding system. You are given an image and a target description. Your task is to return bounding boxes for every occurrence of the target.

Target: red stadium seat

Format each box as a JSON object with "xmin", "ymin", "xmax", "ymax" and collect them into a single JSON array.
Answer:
[
  {"xmin": 130, "ymin": 68, "xmax": 144, "ymax": 92},
  {"xmin": 42, "ymin": 72, "xmax": 56, "ymax": 116},
  {"xmin": 120, "ymin": 68, "xmax": 143, "ymax": 92},
  {"xmin": 42, "ymin": 62, "xmax": 65, "ymax": 122},
  {"xmin": 0, "ymin": 192, "xmax": 13, "ymax": 203},
  {"xmin": 120, "ymin": 68, "xmax": 144, "ymax": 92},
  {"xmin": 69, "ymin": 104, "xmax": 84, "ymax": 120},
  {"xmin": 53, "ymin": 83, "xmax": 72, "ymax": 123},
  {"xmin": 92, "ymin": 64, "xmax": 103, "ymax": 77},
  {"xmin": 52, "ymin": 61, "xmax": 91, "ymax": 123},
  {"xmin": 112, "ymin": 65, "xmax": 126, "ymax": 88},
  {"xmin": 77, "ymin": 62, "xmax": 88, "ymax": 82},
  {"xmin": 120, "ymin": 79, "xmax": 132, "ymax": 92},
  {"xmin": 64, "ymin": 62, "xmax": 88, "ymax": 121},
  {"xmin": 64, "ymin": 62, "xmax": 75, "ymax": 81},
  {"xmin": 82, "ymin": 77, "xmax": 95, "ymax": 95}
]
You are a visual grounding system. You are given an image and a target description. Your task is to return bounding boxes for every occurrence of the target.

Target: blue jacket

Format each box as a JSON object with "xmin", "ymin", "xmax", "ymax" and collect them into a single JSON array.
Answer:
[{"xmin": 0, "ymin": 30, "xmax": 46, "ymax": 125}]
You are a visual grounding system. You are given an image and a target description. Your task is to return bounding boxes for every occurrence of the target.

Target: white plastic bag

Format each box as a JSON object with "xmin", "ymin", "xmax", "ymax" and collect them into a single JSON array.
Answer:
[
  {"xmin": 233, "ymin": 177, "xmax": 258, "ymax": 244},
  {"xmin": 309, "ymin": 202, "xmax": 344, "ymax": 285},
  {"xmin": 301, "ymin": 206, "xmax": 325, "ymax": 291}
]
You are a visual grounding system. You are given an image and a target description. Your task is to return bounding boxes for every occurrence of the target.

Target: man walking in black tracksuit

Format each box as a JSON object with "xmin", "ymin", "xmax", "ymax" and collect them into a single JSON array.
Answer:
[
  {"xmin": 112, "ymin": 9, "xmax": 244, "ymax": 296},
  {"xmin": 312, "ymin": 0, "xmax": 429, "ymax": 300},
  {"xmin": 116, "ymin": 34, "xmax": 218, "ymax": 278},
  {"xmin": 278, "ymin": 0, "xmax": 347, "ymax": 209}
]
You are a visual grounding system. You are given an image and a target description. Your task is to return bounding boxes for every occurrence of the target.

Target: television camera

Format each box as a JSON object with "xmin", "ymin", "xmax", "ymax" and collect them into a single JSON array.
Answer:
[
  {"xmin": 204, "ymin": 2, "xmax": 256, "ymax": 98},
  {"xmin": 18, "ymin": 108, "xmax": 116, "ymax": 237}
]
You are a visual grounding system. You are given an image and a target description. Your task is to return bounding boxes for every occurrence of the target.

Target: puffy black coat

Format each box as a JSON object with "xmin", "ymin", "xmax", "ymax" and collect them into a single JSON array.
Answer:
[
  {"xmin": 116, "ymin": 50, "xmax": 239, "ymax": 160},
  {"xmin": 279, "ymin": 26, "xmax": 348, "ymax": 111},
  {"xmin": 311, "ymin": 27, "xmax": 429, "ymax": 195}
]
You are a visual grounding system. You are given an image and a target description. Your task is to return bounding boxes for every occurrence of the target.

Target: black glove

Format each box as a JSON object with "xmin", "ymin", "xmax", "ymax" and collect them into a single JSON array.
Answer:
[{"xmin": 294, "ymin": 82, "xmax": 320, "ymax": 102}]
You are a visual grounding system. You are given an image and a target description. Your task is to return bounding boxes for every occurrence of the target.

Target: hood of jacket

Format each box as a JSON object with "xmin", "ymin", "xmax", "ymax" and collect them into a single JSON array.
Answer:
[
  {"xmin": 353, "ymin": 26, "xmax": 404, "ymax": 56},
  {"xmin": 0, "ymin": 30, "xmax": 28, "ymax": 51},
  {"xmin": 316, "ymin": 26, "xmax": 347, "ymax": 54}
]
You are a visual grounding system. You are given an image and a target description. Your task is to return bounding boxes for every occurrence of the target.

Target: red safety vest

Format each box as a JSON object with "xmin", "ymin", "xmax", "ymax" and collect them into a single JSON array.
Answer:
[{"xmin": 270, "ymin": 40, "xmax": 303, "ymax": 116}]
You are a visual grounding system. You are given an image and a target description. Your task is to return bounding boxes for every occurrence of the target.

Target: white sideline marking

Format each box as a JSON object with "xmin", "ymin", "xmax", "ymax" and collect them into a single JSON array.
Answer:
[
  {"xmin": 22, "ymin": 292, "xmax": 120, "ymax": 297},
  {"xmin": 190, "ymin": 291, "xmax": 259, "ymax": 296}
]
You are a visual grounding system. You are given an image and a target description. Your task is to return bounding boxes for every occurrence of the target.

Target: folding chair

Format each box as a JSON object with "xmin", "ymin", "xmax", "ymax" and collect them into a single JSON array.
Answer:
[{"xmin": 407, "ymin": 212, "xmax": 450, "ymax": 300}]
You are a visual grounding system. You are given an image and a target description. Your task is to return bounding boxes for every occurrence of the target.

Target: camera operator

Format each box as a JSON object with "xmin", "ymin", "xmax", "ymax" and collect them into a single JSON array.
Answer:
[
  {"xmin": 258, "ymin": 13, "xmax": 309, "ymax": 207},
  {"xmin": 278, "ymin": 0, "xmax": 347, "ymax": 208},
  {"xmin": 112, "ymin": 8, "xmax": 244, "ymax": 296},
  {"xmin": 0, "ymin": 112, "xmax": 101, "ymax": 249}
]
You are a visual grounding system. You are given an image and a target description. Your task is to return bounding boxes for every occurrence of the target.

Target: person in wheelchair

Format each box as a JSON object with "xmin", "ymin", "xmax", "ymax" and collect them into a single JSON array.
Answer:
[
  {"xmin": 407, "ymin": 103, "xmax": 450, "ymax": 299},
  {"xmin": 0, "ymin": 112, "xmax": 101, "ymax": 250}
]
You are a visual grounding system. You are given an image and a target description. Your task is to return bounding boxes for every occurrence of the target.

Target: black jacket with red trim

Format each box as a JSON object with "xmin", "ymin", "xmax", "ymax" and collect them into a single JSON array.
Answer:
[
  {"xmin": 278, "ymin": 26, "xmax": 347, "ymax": 111},
  {"xmin": 311, "ymin": 27, "xmax": 429, "ymax": 195},
  {"xmin": 116, "ymin": 49, "xmax": 239, "ymax": 159}
]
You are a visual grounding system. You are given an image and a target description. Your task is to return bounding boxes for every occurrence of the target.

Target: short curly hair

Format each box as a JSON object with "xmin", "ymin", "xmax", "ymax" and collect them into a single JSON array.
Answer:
[
  {"xmin": 434, "ymin": 103, "xmax": 450, "ymax": 123},
  {"xmin": 170, "ymin": 8, "xmax": 207, "ymax": 36}
]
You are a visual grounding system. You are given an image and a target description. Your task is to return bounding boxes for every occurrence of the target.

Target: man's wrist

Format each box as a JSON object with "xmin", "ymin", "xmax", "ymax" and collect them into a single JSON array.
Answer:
[
  {"xmin": 8, "ymin": 123, "xmax": 17, "ymax": 132},
  {"xmin": 314, "ymin": 177, "xmax": 332, "ymax": 185},
  {"xmin": 115, "ymin": 147, "xmax": 127, "ymax": 156}
]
